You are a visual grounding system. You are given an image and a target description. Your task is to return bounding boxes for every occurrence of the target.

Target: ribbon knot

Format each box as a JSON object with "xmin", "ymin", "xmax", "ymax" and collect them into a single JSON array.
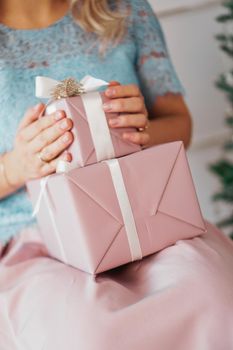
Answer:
[{"xmin": 51, "ymin": 78, "xmax": 85, "ymax": 99}]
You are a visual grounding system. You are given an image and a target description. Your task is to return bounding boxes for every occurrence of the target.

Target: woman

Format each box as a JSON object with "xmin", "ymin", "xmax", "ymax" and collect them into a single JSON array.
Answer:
[{"xmin": 0, "ymin": 0, "xmax": 232, "ymax": 349}]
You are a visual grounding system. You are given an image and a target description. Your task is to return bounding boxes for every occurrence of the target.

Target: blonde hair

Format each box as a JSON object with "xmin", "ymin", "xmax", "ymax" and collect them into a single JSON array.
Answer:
[{"xmin": 70, "ymin": 0, "xmax": 127, "ymax": 49}]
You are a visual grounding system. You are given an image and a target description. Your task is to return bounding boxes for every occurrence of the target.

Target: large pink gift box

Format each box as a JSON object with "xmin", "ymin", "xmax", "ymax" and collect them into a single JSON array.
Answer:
[
  {"xmin": 43, "ymin": 93, "xmax": 141, "ymax": 167},
  {"xmin": 27, "ymin": 141, "xmax": 206, "ymax": 274}
]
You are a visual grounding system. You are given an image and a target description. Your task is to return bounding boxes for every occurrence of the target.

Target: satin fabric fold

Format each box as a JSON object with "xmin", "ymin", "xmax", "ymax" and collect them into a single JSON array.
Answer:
[{"xmin": 0, "ymin": 223, "xmax": 233, "ymax": 350}]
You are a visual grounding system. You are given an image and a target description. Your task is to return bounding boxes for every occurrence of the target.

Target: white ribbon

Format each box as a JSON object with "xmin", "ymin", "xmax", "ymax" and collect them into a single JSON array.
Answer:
[
  {"xmin": 56, "ymin": 160, "xmax": 77, "ymax": 174},
  {"xmin": 82, "ymin": 92, "xmax": 115, "ymax": 162},
  {"xmin": 35, "ymin": 75, "xmax": 115, "ymax": 168},
  {"xmin": 32, "ymin": 176, "xmax": 68, "ymax": 264},
  {"xmin": 105, "ymin": 159, "xmax": 143, "ymax": 261},
  {"xmin": 35, "ymin": 75, "xmax": 109, "ymax": 98},
  {"xmin": 32, "ymin": 176, "xmax": 49, "ymax": 217}
]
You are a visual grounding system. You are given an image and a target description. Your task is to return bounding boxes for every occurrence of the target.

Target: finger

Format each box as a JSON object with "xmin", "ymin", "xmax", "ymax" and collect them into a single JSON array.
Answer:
[
  {"xmin": 30, "ymin": 118, "xmax": 73, "ymax": 153},
  {"xmin": 123, "ymin": 131, "xmax": 150, "ymax": 146},
  {"xmin": 59, "ymin": 151, "xmax": 73, "ymax": 163},
  {"xmin": 31, "ymin": 116, "xmax": 73, "ymax": 154},
  {"xmin": 105, "ymin": 84, "xmax": 141, "ymax": 99},
  {"xmin": 19, "ymin": 110, "xmax": 66, "ymax": 142},
  {"xmin": 103, "ymin": 97, "xmax": 144, "ymax": 114},
  {"xmin": 40, "ymin": 152, "xmax": 72, "ymax": 177},
  {"xmin": 108, "ymin": 81, "xmax": 121, "ymax": 87},
  {"xmin": 35, "ymin": 131, "xmax": 74, "ymax": 161},
  {"xmin": 108, "ymin": 114, "xmax": 148, "ymax": 129},
  {"xmin": 18, "ymin": 103, "xmax": 45, "ymax": 130}
]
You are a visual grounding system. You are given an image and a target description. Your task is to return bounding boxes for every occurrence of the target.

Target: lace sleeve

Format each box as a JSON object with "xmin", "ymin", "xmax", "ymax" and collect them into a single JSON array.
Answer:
[{"xmin": 128, "ymin": 0, "xmax": 185, "ymax": 113}]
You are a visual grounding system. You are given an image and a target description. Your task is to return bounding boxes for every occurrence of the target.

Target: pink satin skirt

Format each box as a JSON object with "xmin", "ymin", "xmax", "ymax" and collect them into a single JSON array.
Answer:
[{"xmin": 0, "ymin": 222, "xmax": 233, "ymax": 350}]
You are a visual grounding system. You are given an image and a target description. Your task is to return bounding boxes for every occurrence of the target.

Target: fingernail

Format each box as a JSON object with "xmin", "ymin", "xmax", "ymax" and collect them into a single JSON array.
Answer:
[
  {"xmin": 105, "ymin": 88, "xmax": 116, "ymax": 97},
  {"xmin": 63, "ymin": 152, "xmax": 72, "ymax": 161},
  {"xmin": 62, "ymin": 153, "xmax": 68, "ymax": 161},
  {"xmin": 103, "ymin": 103, "xmax": 112, "ymax": 111},
  {"xmin": 41, "ymin": 164, "xmax": 51, "ymax": 175},
  {"xmin": 60, "ymin": 120, "xmax": 69, "ymax": 130},
  {"xmin": 109, "ymin": 118, "xmax": 119, "ymax": 127},
  {"xmin": 34, "ymin": 103, "xmax": 43, "ymax": 111},
  {"xmin": 55, "ymin": 111, "xmax": 64, "ymax": 121},
  {"xmin": 62, "ymin": 133, "xmax": 70, "ymax": 143}
]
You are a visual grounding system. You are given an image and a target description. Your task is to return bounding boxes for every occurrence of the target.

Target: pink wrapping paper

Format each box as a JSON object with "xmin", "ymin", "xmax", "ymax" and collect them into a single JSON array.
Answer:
[
  {"xmin": 44, "ymin": 93, "xmax": 141, "ymax": 167},
  {"xmin": 27, "ymin": 141, "xmax": 206, "ymax": 274}
]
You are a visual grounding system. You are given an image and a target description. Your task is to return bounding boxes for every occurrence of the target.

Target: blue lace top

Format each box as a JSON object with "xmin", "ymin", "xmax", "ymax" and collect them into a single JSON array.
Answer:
[{"xmin": 0, "ymin": 0, "xmax": 184, "ymax": 244}]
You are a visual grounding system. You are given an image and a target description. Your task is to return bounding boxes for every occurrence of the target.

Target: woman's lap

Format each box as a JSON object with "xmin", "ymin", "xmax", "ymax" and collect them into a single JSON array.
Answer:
[{"xmin": 0, "ymin": 222, "xmax": 233, "ymax": 350}]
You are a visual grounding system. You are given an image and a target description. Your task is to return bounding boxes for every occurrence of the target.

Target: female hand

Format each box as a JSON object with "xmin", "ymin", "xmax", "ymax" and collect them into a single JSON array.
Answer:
[
  {"xmin": 104, "ymin": 83, "xmax": 150, "ymax": 147},
  {"xmin": 5, "ymin": 103, "xmax": 73, "ymax": 188}
]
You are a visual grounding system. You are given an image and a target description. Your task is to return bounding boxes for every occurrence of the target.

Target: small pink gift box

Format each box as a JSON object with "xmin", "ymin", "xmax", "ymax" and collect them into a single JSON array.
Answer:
[
  {"xmin": 36, "ymin": 76, "xmax": 141, "ymax": 168},
  {"xmin": 27, "ymin": 141, "xmax": 206, "ymax": 274}
]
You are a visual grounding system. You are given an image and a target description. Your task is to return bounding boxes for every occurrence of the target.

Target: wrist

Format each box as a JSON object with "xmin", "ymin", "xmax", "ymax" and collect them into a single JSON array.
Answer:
[{"xmin": 3, "ymin": 151, "xmax": 25, "ymax": 189}]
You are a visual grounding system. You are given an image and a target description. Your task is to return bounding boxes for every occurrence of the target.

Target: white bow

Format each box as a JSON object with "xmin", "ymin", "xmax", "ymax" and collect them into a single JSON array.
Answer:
[{"xmin": 35, "ymin": 75, "xmax": 109, "ymax": 98}]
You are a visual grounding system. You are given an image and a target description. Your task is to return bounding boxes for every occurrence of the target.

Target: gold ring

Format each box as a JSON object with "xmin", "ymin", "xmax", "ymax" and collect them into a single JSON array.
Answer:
[{"xmin": 37, "ymin": 152, "xmax": 49, "ymax": 163}]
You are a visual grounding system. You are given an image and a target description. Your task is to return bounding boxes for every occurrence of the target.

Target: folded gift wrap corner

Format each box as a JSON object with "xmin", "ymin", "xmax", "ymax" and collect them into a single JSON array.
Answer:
[{"xmin": 27, "ymin": 141, "xmax": 206, "ymax": 274}]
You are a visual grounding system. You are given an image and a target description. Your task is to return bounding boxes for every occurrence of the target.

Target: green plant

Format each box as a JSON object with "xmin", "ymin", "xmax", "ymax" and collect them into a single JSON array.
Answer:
[{"xmin": 209, "ymin": 0, "xmax": 233, "ymax": 238}]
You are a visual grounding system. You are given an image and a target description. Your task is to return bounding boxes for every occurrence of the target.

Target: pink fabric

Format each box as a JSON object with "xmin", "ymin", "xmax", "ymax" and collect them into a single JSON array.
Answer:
[
  {"xmin": 0, "ymin": 222, "xmax": 233, "ymax": 349},
  {"xmin": 27, "ymin": 142, "xmax": 206, "ymax": 274},
  {"xmin": 44, "ymin": 93, "xmax": 141, "ymax": 167}
]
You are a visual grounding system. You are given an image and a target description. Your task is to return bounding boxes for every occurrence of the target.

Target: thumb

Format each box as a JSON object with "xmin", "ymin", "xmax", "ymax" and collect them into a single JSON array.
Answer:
[
  {"xmin": 18, "ymin": 103, "xmax": 45, "ymax": 130},
  {"xmin": 109, "ymin": 81, "xmax": 121, "ymax": 87}
]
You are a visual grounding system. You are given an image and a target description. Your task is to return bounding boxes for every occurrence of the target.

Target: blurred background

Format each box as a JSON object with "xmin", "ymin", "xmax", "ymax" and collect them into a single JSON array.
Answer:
[{"xmin": 149, "ymin": 0, "xmax": 233, "ymax": 235}]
